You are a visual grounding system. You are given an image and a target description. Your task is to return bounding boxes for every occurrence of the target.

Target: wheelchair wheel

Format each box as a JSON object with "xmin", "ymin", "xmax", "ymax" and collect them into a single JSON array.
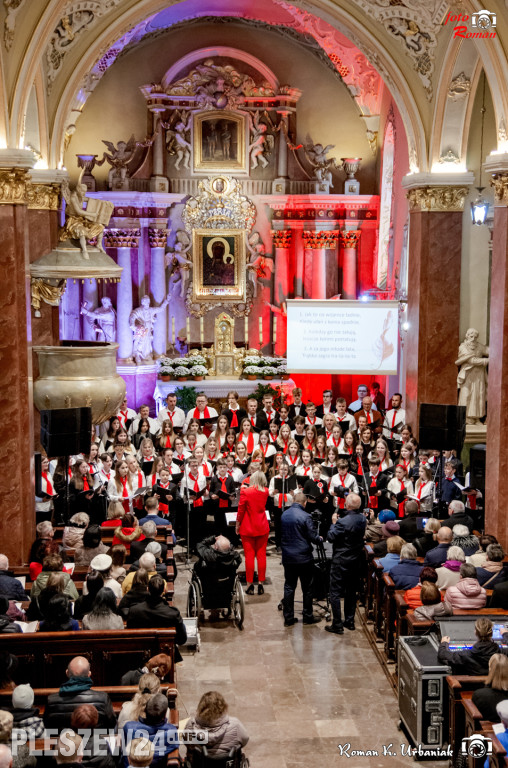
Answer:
[
  {"xmin": 187, "ymin": 580, "xmax": 202, "ymax": 623},
  {"xmin": 232, "ymin": 577, "xmax": 245, "ymax": 630}
]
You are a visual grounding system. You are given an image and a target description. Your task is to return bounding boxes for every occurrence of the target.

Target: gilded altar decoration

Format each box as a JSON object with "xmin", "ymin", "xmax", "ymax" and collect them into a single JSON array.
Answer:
[
  {"xmin": 302, "ymin": 231, "xmax": 340, "ymax": 249},
  {"xmin": 148, "ymin": 228, "xmax": 169, "ymax": 248},
  {"xmin": 27, "ymin": 182, "xmax": 60, "ymax": 210},
  {"xmin": 191, "ymin": 230, "xmax": 246, "ymax": 303},
  {"xmin": 406, "ymin": 186, "xmax": 469, "ymax": 212},
  {"xmin": 193, "ymin": 110, "xmax": 247, "ymax": 173},
  {"xmin": 30, "ymin": 278, "xmax": 67, "ymax": 317},
  {"xmin": 164, "ymin": 58, "xmax": 276, "ymax": 106},
  {"xmin": 271, "ymin": 230, "xmax": 293, "ymax": 249},
  {"xmin": 491, "ymin": 173, "xmax": 508, "ymax": 205},
  {"xmin": 205, "ymin": 313, "xmax": 245, "ymax": 377},
  {"xmin": 60, "ymin": 170, "xmax": 114, "ymax": 257},
  {"xmin": 0, "ymin": 168, "xmax": 30, "ymax": 205},
  {"xmin": 103, "ymin": 228, "xmax": 141, "ymax": 248},
  {"xmin": 182, "ymin": 175, "xmax": 256, "ymax": 232},
  {"xmin": 339, "ymin": 230, "xmax": 362, "ymax": 249}
]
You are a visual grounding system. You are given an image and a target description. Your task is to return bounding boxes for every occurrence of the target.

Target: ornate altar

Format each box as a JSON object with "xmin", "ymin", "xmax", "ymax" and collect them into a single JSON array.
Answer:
[{"xmin": 206, "ymin": 312, "xmax": 244, "ymax": 377}]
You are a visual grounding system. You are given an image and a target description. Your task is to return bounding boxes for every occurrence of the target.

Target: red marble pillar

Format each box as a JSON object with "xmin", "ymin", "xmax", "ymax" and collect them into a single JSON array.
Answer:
[
  {"xmin": 339, "ymin": 230, "xmax": 361, "ymax": 299},
  {"xmin": 404, "ymin": 185, "xmax": 469, "ymax": 432},
  {"xmin": 0, "ymin": 166, "xmax": 36, "ymax": 564},
  {"xmin": 485, "ymin": 171, "xmax": 508, "ymax": 548}
]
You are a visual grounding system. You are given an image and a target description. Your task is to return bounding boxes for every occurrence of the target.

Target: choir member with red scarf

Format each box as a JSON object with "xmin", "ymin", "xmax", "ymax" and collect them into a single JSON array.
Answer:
[
  {"xmin": 313, "ymin": 435, "xmax": 327, "ymax": 464},
  {"xmin": 97, "ymin": 453, "xmax": 113, "ymax": 487},
  {"xmin": 327, "ymin": 424, "xmax": 344, "ymax": 452},
  {"xmin": 268, "ymin": 420, "xmax": 280, "ymax": 445},
  {"xmin": 387, "ymin": 464, "xmax": 414, "ymax": 517},
  {"xmin": 126, "ymin": 455, "xmax": 147, "ymax": 517},
  {"xmin": 329, "ymin": 459, "xmax": 359, "ymax": 511},
  {"xmin": 375, "ymin": 438, "xmax": 394, "ymax": 473},
  {"xmin": 342, "ymin": 430, "xmax": 357, "ymax": 458},
  {"xmin": 352, "ymin": 443, "xmax": 367, "ymax": 477},
  {"xmin": 204, "ymin": 436, "xmax": 219, "ymax": 469},
  {"xmin": 161, "ymin": 448, "xmax": 181, "ymax": 477},
  {"xmin": 303, "ymin": 463, "xmax": 330, "ymax": 530},
  {"xmin": 364, "ymin": 457, "xmax": 389, "ymax": 512},
  {"xmin": 288, "ymin": 387, "xmax": 307, "ymax": 421},
  {"xmin": 209, "ymin": 458, "xmax": 236, "ymax": 535},
  {"xmin": 354, "ymin": 396, "xmax": 383, "ymax": 435},
  {"xmin": 116, "ymin": 396, "xmax": 137, "ymax": 431},
  {"xmin": 246, "ymin": 397, "xmax": 268, "ymax": 433},
  {"xmin": 37, "ymin": 456, "xmax": 55, "ymax": 521},
  {"xmin": 304, "ymin": 402, "xmax": 323, "ymax": 428},
  {"xmin": 157, "ymin": 393, "xmax": 186, "ymax": 432},
  {"xmin": 180, "ymin": 457, "xmax": 208, "ymax": 546},
  {"xmin": 155, "ymin": 419, "xmax": 174, "ymax": 453},
  {"xmin": 302, "ymin": 425, "xmax": 318, "ymax": 454},
  {"xmin": 69, "ymin": 460, "xmax": 95, "ymax": 515},
  {"xmin": 184, "ymin": 419, "xmax": 206, "ymax": 451},
  {"xmin": 172, "ymin": 436, "xmax": 190, "ymax": 467},
  {"xmin": 151, "ymin": 466, "xmax": 178, "ymax": 521},
  {"xmin": 382, "ymin": 393, "xmax": 406, "ymax": 444},
  {"xmin": 276, "ymin": 405, "xmax": 294, "ymax": 430},
  {"xmin": 225, "ymin": 452, "xmax": 244, "ymax": 484},
  {"xmin": 295, "ymin": 449, "xmax": 314, "ymax": 484},
  {"xmin": 335, "ymin": 398, "xmax": 356, "ymax": 432},
  {"xmin": 213, "ymin": 415, "xmax": 230, "ymax": 450},
  {"xmin": 112, "ymin": 428, "xmax": 135, "ymax": 456},
  {"xmin": 237, "ymin": 418, "xmax": 259, "ymax": 455},
  {"xmin": 397, "ymin": 444, "xmax": 416, "ymax": 476},
  {"xmin": 323, "ymin": 446, "xmax": 339, "ymax": 476},
  {"xmin": 291, "ymin": 416, "xmax": 306, "ymax": 447},
  {"xmin": 286, "ymin": 440, "xmax": 301, "ymax": 470},
  {"xmin": 107, "ymin": 460, "xmax": 134, "ymax": 514},
  {"xmin": 193, "ymin": 445, "xmax": 213, "ymax": 480},
  {"xmin": 221, "ymin": 429, "xmax": 237, "ymax": 456},
  {"xmin": 276, "ymin": 423, "xmax": 292, "ymax": 455},
  {"xmin": 183, "ymin": 394, "xmax": 218, "ymax": 439},
  {"xmin": 234, "ymin": 442, "xmax": 250, "ymax": 474},
  {"xmin": 258, "ymin": 430, "xmax": 277, "ymax": 466},
  {"xmin": 319, "ymin": 413, "xmax": 337, "ymax": 443},
  {"xmin": 269, "ymin": 462, "xmax": 297, "ymax": 551},
  {"xmin": 261, "ymin": 392, "xmax": 278, "ymax": 426},
  {"xmin": 414, "ymin": 464, "xmax": 435, "ymax": 512},
  {"xmin": 222, "ymin": 391, "xmax": 247, "ymax": 433},
  {"xmin": 99, "ymin": 416, "xmax": 121, "ymax": 454}
]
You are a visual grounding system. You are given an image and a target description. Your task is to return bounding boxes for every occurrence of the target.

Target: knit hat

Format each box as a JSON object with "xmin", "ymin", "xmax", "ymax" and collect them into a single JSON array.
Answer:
[
  {"xmin": 12, "ymin": 684, "xmax": 34, "ymax": 709},
  {"xmin": 378, "ymin": 510, "xmax": 396, "ymax": 524},
  {"xmin": 146, "ymin": 541, "xmax": 162, "ymax": 558},
  {"xmin": 90, "ymin": 554, "xmax": 112, "ymax": 572},
  {"xmin": 382, "ymin": 520, "xmax": 400, "ymax": 537}
]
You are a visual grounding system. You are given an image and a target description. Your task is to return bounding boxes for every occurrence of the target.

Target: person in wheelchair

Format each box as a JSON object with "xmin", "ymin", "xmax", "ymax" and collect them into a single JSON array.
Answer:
[
  {"xmin": 189, "ymin": 536, "xmax": 244, "ymax": 626},
  {"xmin": 186, "ymin": 690, "xmax": 249, "ymax": 765},
  {"xmin": 195, "ymin": 536, "xmax": 242, "ymax": 581}
]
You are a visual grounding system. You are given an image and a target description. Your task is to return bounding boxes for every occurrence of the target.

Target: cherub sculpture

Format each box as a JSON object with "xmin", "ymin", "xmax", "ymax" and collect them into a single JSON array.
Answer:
[
  {"xmin": 246, "ymin": 232, "xmax": 274, "ymax": 298},
  {"xmin": 99, "ymin": 136, "xmax": 136, "ymax": 189},
  {"xmin": 248, "ymin": 111, "xmax": 274, "ymax": 169},
  {"xmin": 302, "ymin": 134, "xmax": 338, "ymax": 184},
  {"xmin": 165, "ymin": 230, "xmax": 193, "ymax": 299},
  {"xmin": 60, "ymin": 169, "xmax": 113, "ymax": 258},
  {"xmin": 166, "ymin": 111, "xmax": 192, "ymax": 170}
]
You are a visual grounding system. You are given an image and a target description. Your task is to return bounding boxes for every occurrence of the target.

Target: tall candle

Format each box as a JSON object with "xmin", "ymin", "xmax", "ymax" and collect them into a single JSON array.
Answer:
[
  {"xmin": 200, "ymin": 317, "xmax": 204, "ymax": 344},
  {"xmin": 244, "ymin": 316, "xmax": 248, "ymax": 347},
  {"xmin": 259, "ymin": 316, "xmax": 263, "ymax": 347},
  {"xmin": 231, "ymin": 317, "xmax": 235, "ymax": 343},
  {"xmin": 186, "ymin": 317, "xmax": 191, "ymax": 347},
  {"xmin": 171, "ymin": 317, "xmax": 175, "ymax": 345},
  {"xmin": 273, "ymin": 315, "xmax": 277, "ymax": 345}
]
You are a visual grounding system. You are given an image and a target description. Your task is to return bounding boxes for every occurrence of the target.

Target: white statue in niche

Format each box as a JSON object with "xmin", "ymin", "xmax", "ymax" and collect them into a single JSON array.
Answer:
[
  {"xmin": 129, "ymin": 294, "xmax": 170, "ymax": 364},
  {"xmin": 455, "ymin": 328, "xmax": 489, "ymax": 425},
  {"xmin": 248, "ymin": 111, "xmax": 274, "ymax": 169},
  {"xmin": 80, "ymin": 296, "xmax": 117, "ymax": 342},
  {"xmin": 166, "ymin": 231, "xmax": 193, "ymax": 300},
  {"xmin": 246, "ymin": 232, "xmax": 274, "ymax": 298},
  {"xmin": 166, "ymin": 111, "xmax": 192, "ymax": 170},
  {"xmin": 302, "ymin": 134, "xmax": 338, "ymax": 185}
]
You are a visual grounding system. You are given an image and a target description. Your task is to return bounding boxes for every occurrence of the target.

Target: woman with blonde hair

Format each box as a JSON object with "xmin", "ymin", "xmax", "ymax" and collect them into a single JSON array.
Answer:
[
  {"xmin": 118, "ymin": 672, "xmax": 162, "ymax": 728},
  {"xmin": 107, "ymin": 460, "xmax": 134, "ymax": 514},
  {"xmin": 236, "ymin": 471, "xmax": 269, "ymax": 595},
  {"xmin": 62, "ymin": 511, "xmax": 90, "ymax": 550},
  {"xmin": 186, "ymin": 691, "xmax": 249, "ymax": 761},
  {"xmin": 472, "ymin": 654, "xmax": 508, "ymax": 721}
]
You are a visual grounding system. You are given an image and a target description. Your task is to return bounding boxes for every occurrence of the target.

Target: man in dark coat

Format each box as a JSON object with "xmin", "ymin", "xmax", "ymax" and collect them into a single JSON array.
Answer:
[
  {"xmin": 423, "ymin": 526, "xmax": 453, "ymax": 566},
  {"xmin": 130, "ymin": 520, "xmax": 168, "ymax": 563},
  {"xmin": 126, "ymin": 575, "xmax": 187, "ymax": 646},
  {"xmin": 389, "ymin": 543, "xmax": 423, "ymax": 589},
  {"xmin": 195, "ymin": 535, "xmax": 241, "ymax": 572},
  {"xmin": 325, "ymin": 493, "xmax": 366, "ymax": 634},
  {"xmin": 0, "ymin": 555, "xmax": 27, "ymax": 602},
  {"xmin": 44, "ymin": 656, "xmax": 116, "ymax": 731},
  {"xmin": 440, "ymin": 500, "xmax": 474, "ymax": 533},
  {"xmin": 280, "ymin": 492, "xmax": 322, "ymax": 627},
  {"xmin": 397, "ymin": 500, "xmax": 421, "ymax": 543}
]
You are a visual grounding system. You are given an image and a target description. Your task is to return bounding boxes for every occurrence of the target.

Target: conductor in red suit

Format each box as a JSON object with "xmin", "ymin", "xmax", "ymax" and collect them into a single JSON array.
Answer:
[
  {"xmin": 354, "ymin": 396, "xmax": 383, "ymax": 435},
  {"xmin": 236, "ymin": 471, "xmax": 270, "ymax": 596}
]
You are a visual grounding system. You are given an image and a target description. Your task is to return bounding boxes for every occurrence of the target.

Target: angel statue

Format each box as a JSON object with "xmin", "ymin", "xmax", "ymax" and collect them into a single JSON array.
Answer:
[
  {"xmin": 248, "ymin": 111, "xmax": 274, "ymax": 170},
  {"xmin": 99, "ymin": 136, "xmax": 136, "ymax": 189},
  {"xmin": 60, "ymin": 170, "xmax": 114, "ymax": 258},
  {"xmin": 302, "ymin": 134, "xmax": 338, "ymax": 185},
  {"xmin": 165, "ymin": 230, "xmax": 193, "ymax": 299},
  {"xmin": 246, "ymin": 232, "xmax": 274, "ymax": 298},
  {"xmin": 166, "ymin": 111, "xmax": 192, "ymax": 170},
  {"xmin": 129, "ymin": 294, "xmax": 170, "ymax": 364}
]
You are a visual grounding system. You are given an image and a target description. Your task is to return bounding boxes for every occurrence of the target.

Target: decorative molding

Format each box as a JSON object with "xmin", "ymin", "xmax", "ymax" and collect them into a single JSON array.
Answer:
[
  {"xmin": 0, "ymin": 168, "xmax": 30, "ymax": 204},
  {"xmin": 30, "ymin": 278, "xmax": 67, "ymax": 317},
  {"xmin": 499, "ymin": 119, "xmax": 508, "ymax": 145},
  {"xmin": 182, "ymin": 176, "xmax": 256, "ymax": 233},
  {"xmin": 271, "ymin": 230, "xmax": 293, "ymax": 249},
  {"xmin": 148, "ymin": 228, "xmax": 168, "ymax": 248},
  {"xmin": 185, "ymin": 281, "xmax": 254, "ymax": 318},
  {"xmin": 27, "ymin": 182, "xmax": 60, "ymax": 210},
  {"xmin": 438, "ymin": 149, "xmax": 461, "ymax": 165},
  {"xmin": 3, "ymin": 0, "xmax": 25, "ymax": 51},
  {"xmin": 104, "ymin": 228, "xmax": 141, "ymax": 248},
  {"xmin": 302, "ymin": 230, "xmax": 339, "ymax": 249},
  {"xmin": 491, "ymin": 173, "xmax": 508, "ymax": 205},
  {"xmin": 339, "ymin": 230, "xmax": 361, "ymax": 249},
  {"xmin": 406, "ymin": 186, "xmax": 469, "ymax": 212},
  {"xmin": 448, "ymin": 72, "xmax": 471, "ymax": 101}
]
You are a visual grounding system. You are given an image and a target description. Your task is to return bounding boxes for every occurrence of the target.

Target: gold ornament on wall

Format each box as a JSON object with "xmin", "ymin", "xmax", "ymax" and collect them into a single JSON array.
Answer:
[
  {"xmin": 406, "ymin": 186, "xmax": 469, "ymax": 212},
  {"xmin": 491, "ymin": 173, "xmax": 508, "ymax": 205}
]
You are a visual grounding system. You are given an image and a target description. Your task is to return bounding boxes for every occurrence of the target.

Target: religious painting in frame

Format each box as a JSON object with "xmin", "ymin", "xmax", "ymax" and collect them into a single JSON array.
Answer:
[
  {"xmin": 193, "ymin": 111, "xmax": 247, "ymax": 173},
  {"xmin": 191, "ymin": 229, "xmax": 246, "ymax": 302}
]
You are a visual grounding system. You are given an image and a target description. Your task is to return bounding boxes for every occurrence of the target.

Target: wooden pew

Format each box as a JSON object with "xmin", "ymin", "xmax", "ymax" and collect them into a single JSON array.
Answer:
[
  {"xmin": 446, "ymin": 675, "xmax": 486, "ymax": 765},
  {"xmin": 31, "ymin": 734, "xmax": 181, "ymax": 767},
  {"xmin": 0, "ymin": 685, "xmax": 178, "ymax": 713},
  {"xmin": 0, "ymin": 628, "xmax": 176, "ymax": 687},
  {"xmin": 473, "ymin": 730, "xmax": 507, "ymax": 768},
  {"xmin": 406, "ymin": 607, "xmax": 508, "ymax": 636},
  {"xmin": 382, "ymin": 573, "xmax": 397, "ymax": 660},
  {"xmin": 463, "ymin": 698, "xmax": 494, "ymax": 767}
]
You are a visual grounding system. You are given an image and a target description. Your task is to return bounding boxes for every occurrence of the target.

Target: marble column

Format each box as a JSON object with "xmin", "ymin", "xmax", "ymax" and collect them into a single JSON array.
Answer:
[
  {"xmin": 401, "ymin": 177, "xmax": 472, "ymax": 431},
  {"xmin": 271, "ymin": 229, "xmax": 292, "ymax": 305},
  {"xmin": 149, "ymin": 114, "xmax": 169, "ymax": 193},
  {"xmin": 106, "ymin": 229, "xmax": 141, "ymax": 363},
  {"xmin": 302, "ymin": 231, "xmax": 339, "ymax": 299},
  {"xmin": 82, "ymin": 279, "xmax": 98, "ymax": 341},
  {"xmin": 339, "ymin": 230, "xmax": 361, "ymax": 299},
  {"xmin": 0, "ymin": 152, "xmax": 36, "ymax": 564},
  {"xmin": 483, "ymin": 158, "xmax": 508, "ymax": 547},
  {"xmin": 293, "ymin": 226, "xmax": 305, "ymax": 298},
  {"xmin": 149, "ymin": 227, "xmax": 168, "ymax": 358},
  {"xmin": 273, "ymin": 112, "xmax": 290, "ymax": 194}
]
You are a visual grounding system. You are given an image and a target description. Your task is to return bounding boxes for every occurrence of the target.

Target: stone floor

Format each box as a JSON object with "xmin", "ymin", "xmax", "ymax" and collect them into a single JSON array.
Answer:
[{"xmin": 173, "ymin": 543, "xmax": 443, "ymax": 767}]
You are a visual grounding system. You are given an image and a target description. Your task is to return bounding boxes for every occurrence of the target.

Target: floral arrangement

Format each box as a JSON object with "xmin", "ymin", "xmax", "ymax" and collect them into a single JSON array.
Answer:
[
  {"xmin": 174, "ymin": 366, "xmax": 190, "ymax": 378},
  {"xmin": 262, "ymin": 366, "xmax": 278, "ymax": 376},
  {"xmin": 158, "ymin": 353, "xmax": 210, "ymax": 379},
  {"xmin": 242, "ymin": 355, "xmax": 288, "ymax": 377},
  {"xmin": 244, "ymin": 365, "xmax": 261, "ymax": 376},
  {"xmin": 159, "ymin": 357, "xmax": 174, "ymax": 376},
  {"xmin": 189, "ymin": 364, "xmax": 208, "ymax": 377}
]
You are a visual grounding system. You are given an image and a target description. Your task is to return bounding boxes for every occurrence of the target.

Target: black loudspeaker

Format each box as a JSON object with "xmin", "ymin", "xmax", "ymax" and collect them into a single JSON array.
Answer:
[
  {"xmin": 34, "ymin": 452, "xmax": 42, "ymax": 496},
  {"xmin": 40, "ymin": 407, "xmax": 92, "ymax": 457},
  {"xmin": 469, "ymin": 444, "xmax": 486, "ymax": 493},
  {"xmin": 418, "ymin": 404, "xmax": 466, "ymax": 453}
]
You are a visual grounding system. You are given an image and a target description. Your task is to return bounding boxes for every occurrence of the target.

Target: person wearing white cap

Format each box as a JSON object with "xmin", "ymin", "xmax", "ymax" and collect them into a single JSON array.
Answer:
[
  {"xmin": 11, "ymin": 684, "xmax": 44, "ymax": 738},
  {"xmin": 82, "ymin": 555, "xmax": 122, "ymax": 599}
]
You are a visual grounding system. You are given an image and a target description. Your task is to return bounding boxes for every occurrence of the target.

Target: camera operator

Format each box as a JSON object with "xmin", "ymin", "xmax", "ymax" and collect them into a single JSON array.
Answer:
[{"xmin": 280, "ymin": 492, "xmax": 322, "ymax": 627}]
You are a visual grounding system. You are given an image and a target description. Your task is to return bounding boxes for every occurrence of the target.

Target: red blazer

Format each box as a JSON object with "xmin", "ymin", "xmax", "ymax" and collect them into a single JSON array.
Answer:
[{"xmin": 237, "ymin": 486, "xmax": 269, "ymax": 538}]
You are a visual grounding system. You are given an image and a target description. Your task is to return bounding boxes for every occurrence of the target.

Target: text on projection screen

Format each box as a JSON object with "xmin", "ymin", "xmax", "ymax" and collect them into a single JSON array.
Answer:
[{"xmin": 286, "ymin": 300, "xmax": 399, "ymax": 374}]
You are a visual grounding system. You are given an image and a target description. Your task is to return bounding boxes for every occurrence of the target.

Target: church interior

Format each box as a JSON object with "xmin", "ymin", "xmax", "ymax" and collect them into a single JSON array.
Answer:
[{"xmin": 1, "ymin": 0, "xmax": 508, "ymax": 764}]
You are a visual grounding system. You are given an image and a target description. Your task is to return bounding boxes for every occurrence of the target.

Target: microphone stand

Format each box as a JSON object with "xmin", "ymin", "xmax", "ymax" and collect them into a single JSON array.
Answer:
[{"xmin": 182, "ymin": 458, "xmax": 192, "ymax": 568}]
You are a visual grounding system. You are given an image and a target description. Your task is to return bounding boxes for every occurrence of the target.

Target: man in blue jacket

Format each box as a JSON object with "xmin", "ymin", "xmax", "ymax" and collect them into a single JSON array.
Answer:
[
  {"xmin": 281, "ymin": 492, "xmax": 322, "ymax": 627},
  {"xmin": 325, "ymin": 493, "xmax": 366, "ymax": 634}
]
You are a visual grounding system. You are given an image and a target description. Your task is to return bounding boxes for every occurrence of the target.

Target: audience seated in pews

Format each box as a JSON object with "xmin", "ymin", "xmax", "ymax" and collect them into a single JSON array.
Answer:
[
  {"xmin": 451, "ymin": 524, "xmax": 479, "ymax": 557},
  {"xmin": 101, "ymin": 501, "xmax": 124, "ymax": 530},
  {"xmin": 403, "ymin": 566, "xmax": 439, "ymax": 608},
  {"xmin": 372, "ymin": 520, "xmax": 400, "ymax": 557},
  {"xmin": 28, "ymin": 521, "xmax": 59, "ymax": 568},
  {"xmin": 118, "ymin": 569, "xmax": 149, "ymax": 617},
  {"xmin": 0, "ymin": 655, "xmax": 17, "ymax": 692},
  {"xmin": 44, "ymin": 656, "xmax": 116, "ymax": 731},
  {"xmin": 476, "ymin": 544, "xmax": 508, "ymax": 588},
  {"xmin": 120, "ymin": 653, "xmax": 172, "ymax": 687},
  {"xmin": 485, "ymin": 700, "xmax": 508, "ymax": 768},
  {"xmin": 413, "ymin": 583, "xmax": 452, "ymax": 621},
  {"xmin": 74, "ymin": 525, "xmax": 108, "ymax": 568},
  {"xmin": 490, "ymin": 578, "xmax": 508, "ymax": 609},
  {"xmin": 122, "ymin": 692, "xmax": 178, "ymax": 768},
  {"xmin": 440, "ymin": 500, "xmax": 474, "ymax": 534},
  {"xmin": 469, "ymin": 535, "xmax": 499, "ymax": 568},
  {"xmin": 62, "ymin": 512, "xmax": 90, "ymax": 552},
  {"xmin": 71, "ymin": 703, "xmax": 116, "ymax": 768},
  {"xmin": 438, "ymin": 618, "xmax": 508, "ymax": 675},
  {"xmin": 126, "ymin": 575, "xmax": 187, "ymax": 645},
  {"xmin": 73, "ymin": 571, "xmax": 103, "ymax": 621},
  {"xmin": 108, "ymin": 544, "xmax": 127, "ymax": 583},
  {"xmin": 128, "ymin": 543, "xmax": 166, "ymax": 579},
  {"xmin": 413, "ymin": 518, "xmax": 441, "ymax": 557},
  {"xmin": 435, "ymin": 546, "xmax": 466, "ymax": 589},
  {"xmin": 0, "ymin": 710, "xmax": 35, "ymax": 768},
  {"xmin": 0, "ymin": 557, "xmax": 27, "ymax": 603},
  {"xmin": 38, "ymin": 593, "xmax": 79, "ymax": 632},
  {"xmin": 31, "ymin": 554, "xmax": 78, "ymax": 602},
  {"xmin": 389, "ymin": 544, "xmax": 423, "ymax": 589},
  {"xmin": 82, "ymin": 554, "xmax": 122, "ymax": 599},
  {"xmin": 82, "ymin": 586, "xmax": 124, "ymax": 630},
  {"xmin": 378, "ymin": 536, "xmax": 404, "ymax": 574},
  {"xmin": 365, "ymin": 509, "xmax": 395, "ymax": 545},
  {"xmin": 472, "ymin": 654, "xmax": 508, "ymax": 722},
  {"xmin": 186, "ymin": 691, "xmax": 249, "ymax": 762},
  {"xmin": 130, "ymin": 522, "xmax": 167, "ymax": 563},
  {"xmin": 0, "ymin": 599, "xmax": 21, "ymax": 635},
  {"xmin": 444, "ymin": 563, "xmax": 487, "ymax": 609},
  {"xmin": 10, "ymin": 684, "xmax": 44, "ymax": 739},
  {"xmin": 423, "ymin": 526, "xmax": 453, "ymax": 567},
  {"xmin": 112, "ymin": 515, "xmax": 144, "ymax": 554},
  {"xmin": 397, "ymin": 500, "xmax": 420, "ymax": 543},
  {"xmin": 126, "ymin": 737, "xmax": 154, "ymax": 768},
  {"xmin": 138, "ymin": 498, "xmax": 171, "ymax": 528},
  {"xmin": 122, "ymin": 553, "xmax": 161, "ymax": 595},
  {"xmin": 117, "ymin": 673, "xmax": 163, "ymax": 729},
  {"xmin": 54, "ymin": 731, "xmax": 82, "ymax": 768}
]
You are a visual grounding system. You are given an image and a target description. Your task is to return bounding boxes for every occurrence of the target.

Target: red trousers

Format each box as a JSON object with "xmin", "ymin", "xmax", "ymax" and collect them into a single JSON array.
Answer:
[{"xmin": 241, "ymin": 534, "xmax": 269, "ymax": 583}]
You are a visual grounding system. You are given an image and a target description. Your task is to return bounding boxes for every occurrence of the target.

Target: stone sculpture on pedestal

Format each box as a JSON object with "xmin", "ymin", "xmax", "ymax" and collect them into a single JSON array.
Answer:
[
  {"xmin": 129, "ymin": 295, "xmax": 170, "ymax": 364},
  {"xmin": 81, "ymin": 296, "xmax": 117, "ymax": 342},
  {"xmin": 455, "ymin": 328, "xmax": 489, "ymax": 424},
  {"xmin": 60, "ymin": 171, "xmax": 113, "ymax": 257}
]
